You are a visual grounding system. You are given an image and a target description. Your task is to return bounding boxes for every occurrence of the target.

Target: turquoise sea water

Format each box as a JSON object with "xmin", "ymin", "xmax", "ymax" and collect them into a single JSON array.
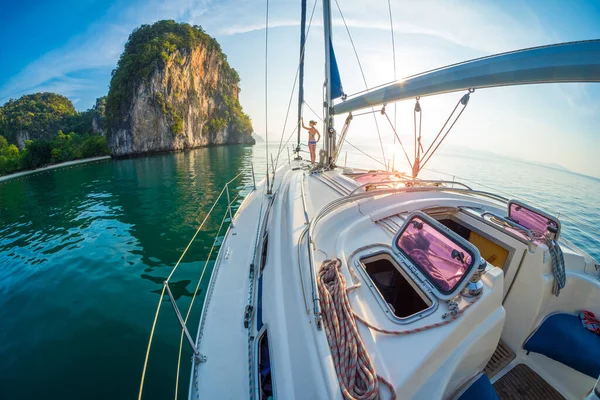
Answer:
[{"xmin": 0, "ymin": 143, "xmax": 598, "ymax": 399}]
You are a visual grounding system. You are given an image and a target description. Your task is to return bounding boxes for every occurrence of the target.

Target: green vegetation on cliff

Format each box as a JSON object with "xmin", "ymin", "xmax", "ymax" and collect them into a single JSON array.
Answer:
[
  {"xmin": 0, "ymin": 93, "xmax": 76, "ymax": 143},
  {"xmin": 0, "ymin": 93, "xmax": 107, "ymax": 144},
  {"xmin": 0, "ymin": 132, "xmax": 109, "ymax": 176},
  {"xmin": 107, "ymin": 20, "xmax": 252, "ymax": 137},
  {"xmin": 0, "ymin": 94, "xmax": 109, "ymax": 176}
]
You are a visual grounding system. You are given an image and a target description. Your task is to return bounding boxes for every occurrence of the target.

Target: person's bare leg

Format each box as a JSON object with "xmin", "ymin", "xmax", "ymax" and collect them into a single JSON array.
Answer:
[{"xmin": 309, "ymin": 144, "xmax": 316, "ymax": 164}]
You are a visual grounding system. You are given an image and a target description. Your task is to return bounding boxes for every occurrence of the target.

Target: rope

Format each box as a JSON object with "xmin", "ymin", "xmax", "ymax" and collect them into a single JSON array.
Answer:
[
  {"xmin": 173, "ymin": 193, "xmax": 239, "ymax": 399},
  {"xmin": 138, "ymin": 170, "xmax": 247, "ymax": 400},
  {"xmin": 318, "ymin": 259, "xmax": 396, "ymax": 400},
  {"xmin": 318, "ymin": 258, "xmax": 481, "ymax": 399},
  {"xmin": 138, "ymin": 285, "xmax": 167, "ymax": 400},
  {"xmin": 353, "ymin": 298, "xmax": 478, "ymax": 334},
  {"xmin": 546, "ymin": 238, "xmax": 566, "ymax": 296},
  {"xmin": 333, "ymin": 0, "xmax": 387, "ymax": 169}
]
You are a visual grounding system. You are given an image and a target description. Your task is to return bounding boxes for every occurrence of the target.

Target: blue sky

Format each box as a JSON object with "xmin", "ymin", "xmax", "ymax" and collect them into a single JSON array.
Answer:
[{"xmin": 1, "ymin": 0, "xmax": 599, "ymax": 177}]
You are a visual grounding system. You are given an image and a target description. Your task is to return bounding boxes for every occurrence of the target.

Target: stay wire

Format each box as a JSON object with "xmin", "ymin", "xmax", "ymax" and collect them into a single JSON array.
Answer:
[
  {"xmin": 387, "ymin": 0, "xmax": 398, "ymax": 170},
  {"xmin": 421, "ymin": 95, "xmax": 463, "ymax": 161},
  {"xmin": 383, "ymin": 110, "xmax": 413, "ymax": 170},
  {"xmin": 334, "ymin": 0, "xmax": 387, "ymax": 169},
  {"xmin": 272, "ymin": 0, "xmax": 319, "ymax": 177},
  {"xmin": 265, "ymin": 0, "xmax": 270, "ymax": 193},
  {"xmin": 344, "ymin": 138, "xmax": 388, "ymax": 169},
  {"xmin": 304, "ymin": 101, "xmax": 323, "ymax": 122},
  {"xmin": 274, "ymin": 126, "xmax": 300, "ymax": 169},
  {"xmin": 420, "ymin": 101, "xmax": 470, "ymax": 171},
  {"xmin": 351, "ymin": 109, "xmax": 381, "ymax": 117}
]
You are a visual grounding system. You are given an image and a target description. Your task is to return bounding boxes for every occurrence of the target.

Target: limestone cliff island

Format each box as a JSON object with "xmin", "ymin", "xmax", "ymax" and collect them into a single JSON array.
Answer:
[{"xmin": 106, "ymin": 20, "xmax": 255, "ymax": 157}]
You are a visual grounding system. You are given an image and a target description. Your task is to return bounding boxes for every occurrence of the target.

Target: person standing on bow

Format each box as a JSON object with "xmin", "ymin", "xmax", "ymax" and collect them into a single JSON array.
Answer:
[{"xmin": 302, "ymin": 119, "xmax": 321, "ymax": 165}]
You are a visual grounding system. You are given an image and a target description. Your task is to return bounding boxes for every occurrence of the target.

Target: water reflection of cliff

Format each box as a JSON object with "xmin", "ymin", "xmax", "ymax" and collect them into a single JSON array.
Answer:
[{"xmin": 110, "ymin": 145, "xmax": 253, "ymax": 295}]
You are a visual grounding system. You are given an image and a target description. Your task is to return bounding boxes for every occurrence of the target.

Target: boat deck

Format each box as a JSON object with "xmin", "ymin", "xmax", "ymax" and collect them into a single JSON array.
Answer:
[{"xmin": 191, "ymin": 163, "xmax": 600, "ymax": 399}]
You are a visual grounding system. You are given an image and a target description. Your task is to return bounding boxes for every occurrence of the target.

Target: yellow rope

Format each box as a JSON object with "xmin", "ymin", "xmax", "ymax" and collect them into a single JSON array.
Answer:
[
  {"xmin": 138, "ymin": 170, "xmax": 247, "ymax": 400},
  {"xmin": 173, "ymin": 193, "xmax": 239, "ymax": 399},
  {"xmin": 138, "ymin": 284, "xmax": 166, "ymax": 400}
]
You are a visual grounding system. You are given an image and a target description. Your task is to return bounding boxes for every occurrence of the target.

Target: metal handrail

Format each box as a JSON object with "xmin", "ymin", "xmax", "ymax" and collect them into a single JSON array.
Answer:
[
  {"xmin": 481, "ymin": 211, "xmax": 535, "ymax": 243},
  {"xmin": 138, "ymin": 164, "xmax": 257, "ymax": 400},
  {"xmin": 348, "ymin": 178, "xmax": 472, "ymax": 196},
  {"xmin": 305, "ymin": 183, "xmax": 510, "ymax": 327}
]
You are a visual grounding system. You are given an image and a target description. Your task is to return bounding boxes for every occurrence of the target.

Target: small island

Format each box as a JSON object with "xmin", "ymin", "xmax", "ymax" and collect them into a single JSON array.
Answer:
[
  {"xmin": 0, "ymin": 20, "xmax": 254, "ymax": 178},
  {"xmin": 0, "ymin": 93, "xmax": 109, "ymax": 177},
  {"xmin": 107, "ymin": 20, "xmax": 255, "ymax": 156}
]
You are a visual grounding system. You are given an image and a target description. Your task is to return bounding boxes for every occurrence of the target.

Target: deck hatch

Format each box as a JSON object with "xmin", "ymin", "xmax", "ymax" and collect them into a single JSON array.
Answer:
[
  {"xmin": 393, "ymin": 211, "xmax": 481, "ymax": 301},
  {"xmin": 508, "ymin": 200, "xmax": 561, "ymax": 244},
  {"xmin": 360, "ymin": 253, "xmax": 434, "ymax": 320}
]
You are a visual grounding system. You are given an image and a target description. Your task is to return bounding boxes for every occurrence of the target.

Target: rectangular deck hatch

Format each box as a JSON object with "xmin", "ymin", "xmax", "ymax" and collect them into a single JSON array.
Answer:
[
  {"xmin": 361, "ymin": 253, "xmax": 433, "ymax": 319},
  {"xmin": 508, "ymin": 200, "xmax": 561, "ymax": 244},
  {"xmin": 393, "ymin": 211, "xmax": 482, "ymax": 301}
]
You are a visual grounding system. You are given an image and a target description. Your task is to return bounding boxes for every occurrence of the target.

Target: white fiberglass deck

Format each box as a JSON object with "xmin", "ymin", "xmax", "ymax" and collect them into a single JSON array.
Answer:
[{"xmin": 191, "ymin": 161, "xmax": 600, "ymax": 400}]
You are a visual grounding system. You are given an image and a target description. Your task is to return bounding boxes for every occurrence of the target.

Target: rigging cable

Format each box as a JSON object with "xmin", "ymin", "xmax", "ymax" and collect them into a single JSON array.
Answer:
[
  {"xmin": 382, "ymin": 108, "xmax": 413, "ymax": 171},
  {"xmin": 265, "ymin": 0, "xmax": 271, "ymax": 193},
  {"xmin": 344, "ymin": 138, "xmax": 388, "ymax": 169},
  {"xmin": 419, "ymin": 91, "xmax": 473, "ymax": 172},
  {"xmin": 333, "ymin": 0, "xmax": 387, "ymax": 169},
  {"xmin": 272, "ymin": 0, "xmax": 319, "ymax": 177},
  {"xmin": 413, "ymin": 98, "xmax": 423, "ymax": 177},
  {"xmin": 304, "ymin": 100, "xmax": 324, "ymax": 122},
  {"xmin": 387, "ymin": 0, "xmax": 398, "ymax": 171},
  {"xmin": 421, "ymin": 92, "xmax": 467, "ymax": 161}
]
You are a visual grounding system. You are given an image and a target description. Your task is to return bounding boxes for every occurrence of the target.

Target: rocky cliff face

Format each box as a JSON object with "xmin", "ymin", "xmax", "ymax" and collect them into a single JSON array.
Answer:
[{"xmin": 107, "ymin": 24, "xmax": 254, "ymax": 157}]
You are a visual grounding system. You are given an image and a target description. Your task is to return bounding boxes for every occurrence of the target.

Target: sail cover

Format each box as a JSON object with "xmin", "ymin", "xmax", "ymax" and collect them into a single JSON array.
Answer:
[{"xmin": 330, "ymin": 45, "xmax": 344, "ymax": 99}]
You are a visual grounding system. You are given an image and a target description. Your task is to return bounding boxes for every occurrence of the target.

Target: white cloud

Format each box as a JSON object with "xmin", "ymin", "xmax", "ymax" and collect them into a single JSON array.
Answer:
[
  {"xmin": 0, "ymin": 0, "xmax": 551, "ymax": 106},
  {"xmin": 0, "ymin": 0, "xmax": 210, "ymax": 104},
  {"xmin": 2, "ymin": 0, "xmax": 598, "ymax": 176}
]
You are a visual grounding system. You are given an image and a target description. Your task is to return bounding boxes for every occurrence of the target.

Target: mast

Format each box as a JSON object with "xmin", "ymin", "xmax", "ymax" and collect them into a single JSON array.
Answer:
[
  {"xmin": 296, "ymin": 0, "xmax": 307, "ymax": 158},
  {"xmin": 322, "ymin": 0, "xmax": 334, "ymax": 166}
]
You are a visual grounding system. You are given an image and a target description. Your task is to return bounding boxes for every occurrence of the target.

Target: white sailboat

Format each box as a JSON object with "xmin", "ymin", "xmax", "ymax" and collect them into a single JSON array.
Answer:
[{"xmin": 139, "ymin": 2, "xmax": 600, "ymax": 399}]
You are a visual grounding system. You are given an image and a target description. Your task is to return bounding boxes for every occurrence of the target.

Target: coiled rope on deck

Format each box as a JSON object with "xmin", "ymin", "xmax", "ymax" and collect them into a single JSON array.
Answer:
[
  {"xmin": 318, "ymin": 258, "xmax": 395, "ymax": 400},
  {"xmin": 317, "ymin": 258, "xmax": 481, "ymax": 399}
]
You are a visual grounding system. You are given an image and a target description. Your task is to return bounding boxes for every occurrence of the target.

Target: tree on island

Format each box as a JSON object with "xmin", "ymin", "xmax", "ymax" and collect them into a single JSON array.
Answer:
[{"xmin": 0, "ymin": 94, "xmax": 110, "ymax": 176}]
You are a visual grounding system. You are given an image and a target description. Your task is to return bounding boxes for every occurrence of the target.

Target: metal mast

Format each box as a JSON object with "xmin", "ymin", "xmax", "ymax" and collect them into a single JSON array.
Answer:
[
  {"xmin": 322, "ymin": 0, "xmax": 335, "ymax": 167},
  {"xmin": 296, "ymin": 0, "xmax": 307, "ymax": 159}
]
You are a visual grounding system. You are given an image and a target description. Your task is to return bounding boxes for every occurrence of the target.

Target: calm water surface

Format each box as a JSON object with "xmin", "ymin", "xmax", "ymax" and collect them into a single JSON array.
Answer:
[{"xmin": 0, "ymin": 143, "xmax": 598, "ymax": 399}]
